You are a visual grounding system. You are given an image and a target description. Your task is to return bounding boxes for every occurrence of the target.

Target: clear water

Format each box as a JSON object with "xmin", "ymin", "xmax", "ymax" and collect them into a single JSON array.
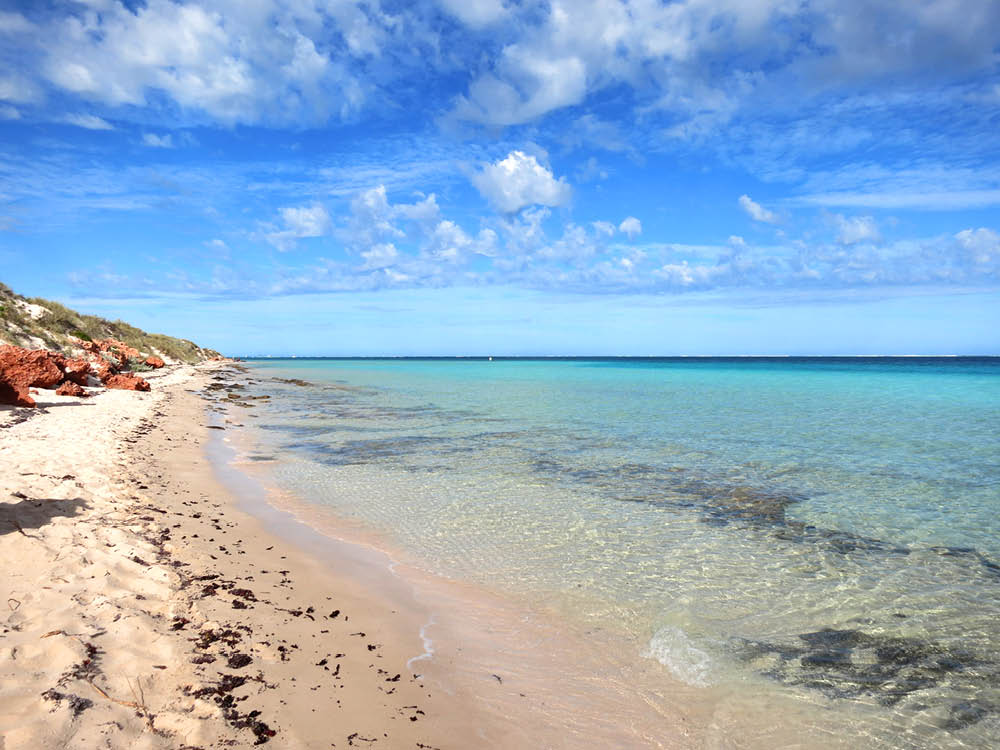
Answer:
[{"xmin": 233, "ymin": 357, "xmax": 1000, "ymax": 747}]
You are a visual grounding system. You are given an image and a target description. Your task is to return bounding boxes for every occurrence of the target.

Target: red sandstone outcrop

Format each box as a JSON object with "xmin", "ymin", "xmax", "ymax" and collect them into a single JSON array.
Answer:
[
  {"xmin": 103, "ymin": 373, "xmax": 151, "ymax": 392},
  {"xmin": 81, "ymin": 338, "xmax": 141, "ymax": 368},
  {"xmin": 93, "ymin": 360, "xmax": 118, "ymax": 384},
  {"xmin": 0, "ymin": 379, "xmax": 34, "ymax": 407},
  {"xmin": 56, "ymin": 381, "xmax": 88, "ymax": 397},
  {"xmin": 62, "ymin": 357, "xmax": 92, "ymax": 385},
  {"xmin": 0, "ymin": 340, "xmax": 159, "ymax": 406},
  {"xmin": 0, "ymin": 346, "xmax": 66, "ymax": 389}
]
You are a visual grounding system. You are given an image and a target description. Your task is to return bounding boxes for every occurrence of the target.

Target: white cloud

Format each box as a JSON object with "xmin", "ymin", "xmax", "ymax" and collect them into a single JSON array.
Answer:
[
  {"xmin": 0, "ymin": 74, "xmax": 41, "ymax": 104},
  {"xmin": 426, "ymin": 220, "xmax": 470, "ymax": 262},
  {"xmin": 835, "ymin": 214, "xmax": 880, "ymax": 245},
  {"xmin": 954, "ymin": 228, "xmax": 1000, "ymax": 266},
  {"xmin": 653, "ymin": 262, "xmax": 719, "ymax": 288},
  {"xmin": 472, "ymin": 150, "xmax": 571, "ymax": 213},
  {"xmin": 619, "ymin": 216, "xmax": 642, "ymax": 239},
  {"xmin": 142, "ymin": 133, "xmax": 174, "ymax": 148},
  {"xmin": 266, "ymin": 202, "xmax": 331, "ymax": 250},
  {"xmin": 437, "ymin": 0, "xmax": 507, "ymax": 28},
  {"xmin": 423, "ymin": 221, "xmax": 499, "ymax": 262},
  {"xmin": 738, "ymin": 194, "xmax": 777, "ymax": 223},
  {"xmin": 796, "ymin": 189, "xmax": 1000, "ymax": 210},
  {"xmin": 0, "ymin": 105, "xmax": 19, "ymax": 120},
  {"xmin": 345, "ymin": 185, "xmax": 441, "ymax": 254},
  {"xmin": 281, "ymin": 203, "xmax": 332, "ymax": 237},
  {"xmin": 592, "ymin": 220, "xmax": 616, "ymax": 237},
  {"xmin": 62, "ymin": 113, "xmax": 115, "ymax": 130},
  {"xmin": 0, "ymin": 11, "xmax": 33, "ymax": 34},
  {"xmin": 205, "ymin": 238, "xmax": 228, "ymax": 250},
  {"xmin": 448, "ymin": 0, "xmax": 1000, "ymax": 131},
  {"xmin": 393, "ymin": 193, "xmax": 440, "ymax": 222},
  {"xmin": 360, "ymin": 242, "xmax": 399, "ymax": 270},
  {"xmin": 32, "ymin": 0, "xmax": 386, "ymax": 126}
]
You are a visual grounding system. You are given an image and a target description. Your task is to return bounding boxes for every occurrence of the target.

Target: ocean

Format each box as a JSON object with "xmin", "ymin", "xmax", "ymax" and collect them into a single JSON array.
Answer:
[{"xmin": 222, "ymin": 357, "xmax": 1000, "ymax": 748}]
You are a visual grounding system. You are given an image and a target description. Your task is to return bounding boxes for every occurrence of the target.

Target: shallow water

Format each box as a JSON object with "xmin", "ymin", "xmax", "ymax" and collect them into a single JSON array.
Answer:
[{"xmin": 231, "ymin": 357, "xmax": 1000, "ymax": 747}]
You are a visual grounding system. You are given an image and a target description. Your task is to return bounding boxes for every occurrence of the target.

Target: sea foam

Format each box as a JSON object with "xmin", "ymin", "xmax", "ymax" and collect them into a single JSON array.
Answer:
[{"xmin": 643, "ymin": 626, "xmax": 717, "ymax": 687}]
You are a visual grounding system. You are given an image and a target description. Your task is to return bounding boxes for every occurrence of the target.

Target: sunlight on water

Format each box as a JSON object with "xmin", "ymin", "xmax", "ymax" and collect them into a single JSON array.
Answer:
[{"xmin": 234, "ymin": 357, "xmax": 1000, "ymax": 748}]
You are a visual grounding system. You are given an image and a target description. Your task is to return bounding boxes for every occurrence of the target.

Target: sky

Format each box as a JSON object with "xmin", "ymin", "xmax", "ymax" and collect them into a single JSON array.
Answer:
[{"xmin": 1, "ymin": 0, "xmax": 999, "ymax": 355}]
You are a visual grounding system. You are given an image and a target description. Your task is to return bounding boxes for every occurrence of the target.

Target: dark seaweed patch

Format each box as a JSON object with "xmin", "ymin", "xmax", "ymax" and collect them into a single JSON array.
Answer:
[{"xmin": 734, "ymin": 627, "xmax": 996, "ymax": 726}]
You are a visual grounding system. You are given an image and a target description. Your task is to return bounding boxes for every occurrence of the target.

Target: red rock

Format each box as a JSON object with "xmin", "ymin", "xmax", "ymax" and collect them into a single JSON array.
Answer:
[
  {"xmin": 94, "ymin": 360, "xmax": 118, "ymax": 383},
  {"xmin": 0, "ymin": 345, "xmax": 66, "ymax": 389},
  {"xmin": 0, "ymin": 379, "xmax": 34, "ymax": 407},
  {"xmin": 104, "ymin": 373, "xmax": 151, "ymax": 392},
  {"xmin": 145, "ymin": 356, "xmax": 165, "ymax": 369},
  {"xmin": 56, "ymin": 381, "xmax": 88, "ymax": 397},
  {"xmin": 79, "ymin": 338, "xmax": 142, "ymax": 367},
  {"xmin": 62, "ymin": 357, "xmax": 92, "ymax": 385}
]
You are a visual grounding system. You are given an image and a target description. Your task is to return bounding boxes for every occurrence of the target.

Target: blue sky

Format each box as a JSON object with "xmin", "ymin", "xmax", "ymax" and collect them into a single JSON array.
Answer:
[{"xmin": 1, "ymin": 0, "xmax": 998, "ymax": 355}]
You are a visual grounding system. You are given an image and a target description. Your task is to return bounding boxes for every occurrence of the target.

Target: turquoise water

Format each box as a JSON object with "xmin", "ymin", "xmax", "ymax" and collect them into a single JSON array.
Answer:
[{"xmin": 235, "ymin": 357, "xmax": 1000, "ymax": 747}]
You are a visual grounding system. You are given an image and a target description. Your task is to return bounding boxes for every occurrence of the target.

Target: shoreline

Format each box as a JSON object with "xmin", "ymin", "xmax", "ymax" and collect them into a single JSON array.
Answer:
[
  {"xmin": 0, "ymin": 361, "xmax": 490, "ymax": 748},
  {"xmin": 203, "ymin": 365, "xmax": 706, "ymax": 749},
  {"xmin": 0, "ymin": 358, "xmax": 869, "ymax": 748},
  {"xmin": 206, "ymin": 364, "xmax": 849, "ymax": 750}
]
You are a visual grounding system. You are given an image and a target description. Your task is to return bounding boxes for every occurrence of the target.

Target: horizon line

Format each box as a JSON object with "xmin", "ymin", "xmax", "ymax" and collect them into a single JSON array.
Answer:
[{"xmin": 231, "ymin": 353, "xmax": 999, "ymax": 359}]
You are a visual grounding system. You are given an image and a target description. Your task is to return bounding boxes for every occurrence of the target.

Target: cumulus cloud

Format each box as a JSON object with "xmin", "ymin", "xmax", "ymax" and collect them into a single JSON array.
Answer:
[
  {"xmin": 345, "ymin": 185, "xmax": 441, "ymax": 253},
  {"xmin": 448, "ymin": 0, "xmax": 1000, "ymax": 131},
  {"xmin": 282, "ymin": 204, "xmax": 332, "ymax": 237},
  {"xmin": 418, "ymin": 221, "xmax": 499, "ymax": 263},
  {"xmin": 835, "ymin": 214, "xmax": 880, "ymax": 245},
  {"xmin": 619, "ymin": 216, "xmax": 642, "ymax": 239},
  {"xmin": 27, "ymin": 0, "xmax": 387, "ymax": 126},
  {"xmin": 360, "ymin": 242, "xmax": 399, "ymax": 270},
  {"xmin": 62, "ymin": 113, "xmax": 114, "ymax": 130},
  {"xmin": 472, "ymin": 151, "xmax": 571, "ymax": 213},
  {"xmin": 265, "ymin": 202, "xmax": 331, "ymax": 251},
  {"xmin": 738, "ymin": 195, "xmax": 777, "ymax": 223},
  {"xmin": 142, "ymin": 133, "xmax": 174, "ymax": 148},
  {"xmin": 5, "ymin": 0, "xmax": 999, "ymax": 137},
  {"xmin": 954, "ymin": 228, "xmax": 1000, "ymax": 266}
]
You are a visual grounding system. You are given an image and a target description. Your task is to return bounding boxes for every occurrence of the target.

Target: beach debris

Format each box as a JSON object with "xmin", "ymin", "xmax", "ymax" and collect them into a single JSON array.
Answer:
[
  {"xmin": 227, "ymin": 653, "xmax": 253, "ymax": 669},
  {"xmin": 41, "ymin": 688, "xmax": 94, "ymax": 717}
]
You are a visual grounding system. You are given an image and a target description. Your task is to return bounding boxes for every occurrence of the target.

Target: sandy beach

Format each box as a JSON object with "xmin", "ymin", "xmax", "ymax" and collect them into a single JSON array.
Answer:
[{"xmin": 0, "ymin": 361, "xmax": 490, "ymax": 749}]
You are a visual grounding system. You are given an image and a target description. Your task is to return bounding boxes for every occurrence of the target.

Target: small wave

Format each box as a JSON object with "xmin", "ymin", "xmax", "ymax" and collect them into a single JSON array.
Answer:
[
  {"xmin": 643, "ymin": 626, "xmax": 717, "ymax": 687},
  {"xmin": 407, "ymin": 615, "xmax": 437, "ymax": 670}
]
